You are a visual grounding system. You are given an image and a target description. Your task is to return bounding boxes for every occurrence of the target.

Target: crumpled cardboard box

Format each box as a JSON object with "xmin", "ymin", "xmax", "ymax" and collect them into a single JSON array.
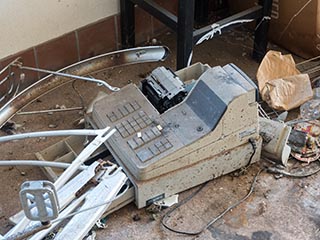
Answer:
[{"xmin": 257, "ymin": 50, "xmax": 313, "ymax": 111}]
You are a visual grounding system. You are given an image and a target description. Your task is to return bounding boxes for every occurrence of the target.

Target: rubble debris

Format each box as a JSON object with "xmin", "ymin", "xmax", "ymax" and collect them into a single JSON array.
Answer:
[
  {"xmin": 257, "ymin": 50, "xmax": 313, "ymax": 111},
  {"xmin": 4, "ymin": 58, "xmax": 317, "ymax": 239}
]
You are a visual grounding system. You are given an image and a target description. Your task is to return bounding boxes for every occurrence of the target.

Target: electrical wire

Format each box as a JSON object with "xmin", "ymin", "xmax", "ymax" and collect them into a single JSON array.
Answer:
[
  {"xmin": 161, "ymin": 183, "xmax": 208, "ymax": 235},
  {"xmin": 161, "ymin": 169, "xmax": 263, "ymax": 236}
]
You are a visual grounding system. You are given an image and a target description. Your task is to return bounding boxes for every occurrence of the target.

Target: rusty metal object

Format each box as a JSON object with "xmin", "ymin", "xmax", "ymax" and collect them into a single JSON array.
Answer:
[
  {"xmin": 289, "ymin": 120, "xmax": 320, "ymax": 163},
  {"xmin": 0, "ymin": 46, "xmax": 169, "ymax": 128}
]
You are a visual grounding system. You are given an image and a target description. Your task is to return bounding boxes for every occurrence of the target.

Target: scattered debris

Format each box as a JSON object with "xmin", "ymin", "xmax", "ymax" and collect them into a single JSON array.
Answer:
[
  {"xmin": 289, "ymin": 120, "xmax": 320, "ymax": 163},
  {"xmin": 1, "ymin": 52, "xmax": 319, "ymax": 240}
]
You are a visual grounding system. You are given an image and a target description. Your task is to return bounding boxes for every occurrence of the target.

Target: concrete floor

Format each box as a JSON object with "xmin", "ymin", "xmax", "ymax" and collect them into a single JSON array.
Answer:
[{"xmin": 0, "ymin": 28, "xmax": 319, "ymax": 240}]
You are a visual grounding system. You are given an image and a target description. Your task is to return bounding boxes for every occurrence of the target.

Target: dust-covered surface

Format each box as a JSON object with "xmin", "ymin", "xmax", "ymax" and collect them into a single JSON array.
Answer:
[{"xmin": 0, "ymin": 28, "xmax": 319, "ymax": 240}]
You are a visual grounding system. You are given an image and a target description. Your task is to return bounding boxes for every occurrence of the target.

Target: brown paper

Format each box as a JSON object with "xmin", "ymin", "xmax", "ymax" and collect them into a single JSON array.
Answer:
[
  {"xmin": 257, "ymin": 50, "xmax": 313, "ymax": 111},
  {"xmin": 261, "ymin": 74, "xmax": 313, "ymax": 111},
  {"xmin": 257, "ymin": 50, "xmax": 300, "ymax": 92}
]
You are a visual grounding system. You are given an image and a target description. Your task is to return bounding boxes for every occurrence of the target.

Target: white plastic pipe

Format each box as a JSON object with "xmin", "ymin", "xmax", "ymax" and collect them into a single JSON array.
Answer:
[
  {"xmin": 0, "ymin": 129, "xmax": 105, "ymax": 143},
  {"xmin": 0, "ymin": 160, "xmax": 87, "ymax": 170}
]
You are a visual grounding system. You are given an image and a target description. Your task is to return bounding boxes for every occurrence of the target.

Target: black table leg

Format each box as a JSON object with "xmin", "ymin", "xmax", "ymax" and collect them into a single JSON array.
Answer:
[
  {"xmin": 177, "ymin": 0, "xmax": 195, "ymax": 70},
  {"xmin": 120, "ymin": 0, "xmax": 136, "ymax": 48},
  {"xmin": 194, "ymin": 0, "xmax": 209, "ymax": 26},
  {"xmin": 253, "ymin": 0, "xmax": 273, "ymax": 61}
]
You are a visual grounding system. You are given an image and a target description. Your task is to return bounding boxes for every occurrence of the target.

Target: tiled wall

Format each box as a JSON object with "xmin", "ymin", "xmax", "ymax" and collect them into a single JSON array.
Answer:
[{"xmin": 0, "ymin": 1, "xmax": 178, "ymax": 94}]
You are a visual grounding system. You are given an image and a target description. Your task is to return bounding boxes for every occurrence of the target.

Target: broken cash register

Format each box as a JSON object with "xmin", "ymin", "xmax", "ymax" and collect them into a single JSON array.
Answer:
[{"xmin": 91, "ymin": 62, "xmax": 261, "ymax": 208}]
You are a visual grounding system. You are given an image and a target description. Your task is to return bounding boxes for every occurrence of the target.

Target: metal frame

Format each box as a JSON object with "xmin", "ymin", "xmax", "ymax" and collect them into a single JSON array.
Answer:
[{"xmin": 120, "ymin": 0, "xmax": 273, "ymax": 69}]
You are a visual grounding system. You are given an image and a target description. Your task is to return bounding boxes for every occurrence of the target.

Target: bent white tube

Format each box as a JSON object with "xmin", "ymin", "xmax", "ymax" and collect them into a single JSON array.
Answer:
[
  {"xmin": 0, "ymin": 128, "xmax": 108, "ymax": 143},
  {"xmin": 0, "ymin": 160, "xmax": 87, "ymax": 170},
  {"xmin": 18, "ymin": 65, "xmax": 120, "ymax": 92}
]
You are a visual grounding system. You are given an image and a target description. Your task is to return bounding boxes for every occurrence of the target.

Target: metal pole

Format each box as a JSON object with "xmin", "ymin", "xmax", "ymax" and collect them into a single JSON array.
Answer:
[
  {"xmin": 17, "ymin": 107, "xmax": 83, "ymax": 115},
  {"xmin": 0, "ymin": 128, "xmax": 108, "ymax": 143},
  {"xmin": 253, "ymin": 0, "xmax": 273, "ymax": 61},
  {"xmin": 16, "ymin": 64, "xmax": 120, "ymax": 92},
  {"xmin": 120, "ymin": 0, "xmax": 136, "ymax": 48},
  {"xmin": 177, "ymin": 0, "xmax": 195, "ymax": 70},
  {"xmin": 0, "ymin": 160, "xmax": 87, "ymax": 170}
]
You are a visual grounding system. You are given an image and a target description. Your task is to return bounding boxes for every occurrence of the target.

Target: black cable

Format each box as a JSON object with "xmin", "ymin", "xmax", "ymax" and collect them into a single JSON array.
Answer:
[
  {"xmin": 161, "ymin": 169, "xmax": 263, "ymax": 236},
  {"xmin": 234, "ymin": 138, "xmax": 257, "ymax": 176},
  {"xmin": 245, "ymin": 138, "xmax": 257, "ymax": 168},
  {"xmin": 161, "ymin": 183, "xmax": 208, "ymax": 235}
]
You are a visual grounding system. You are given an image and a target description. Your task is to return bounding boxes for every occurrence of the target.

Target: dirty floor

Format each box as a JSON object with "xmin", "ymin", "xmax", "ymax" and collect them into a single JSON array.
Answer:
[{"xmin": 0, "ymin": 27, "xmax": 319, "ymax": 240}]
